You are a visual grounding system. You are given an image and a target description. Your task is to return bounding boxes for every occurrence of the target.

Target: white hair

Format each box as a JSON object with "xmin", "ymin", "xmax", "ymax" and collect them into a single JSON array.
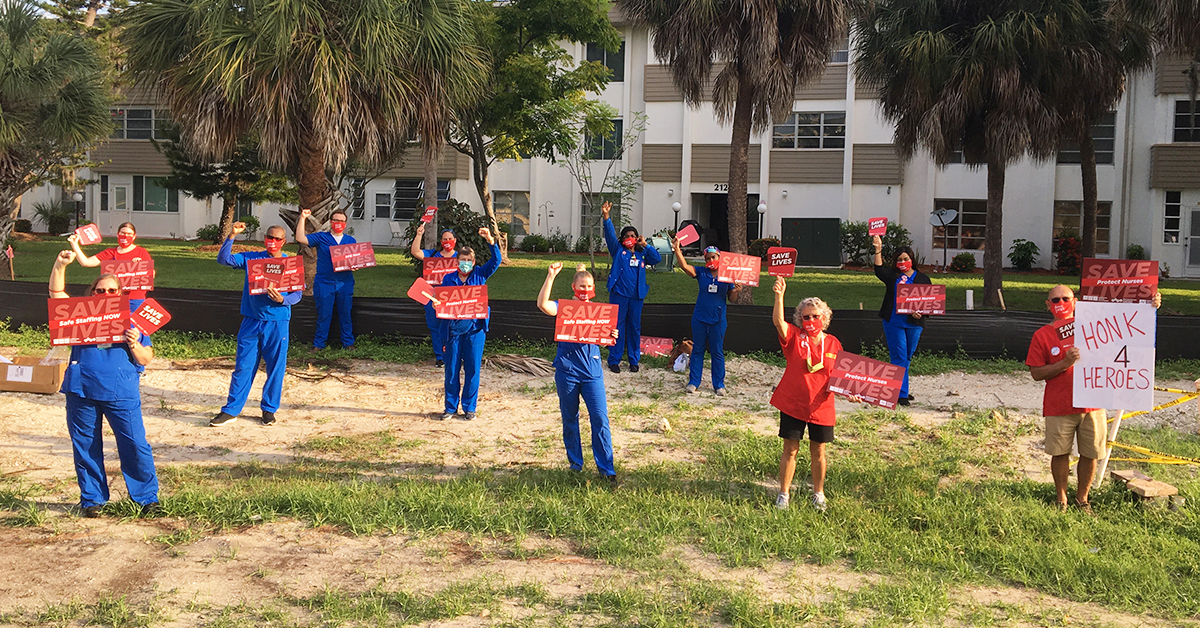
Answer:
[{"xmin": 793, "ymin": 297, "xmax": 832, "ymax": 330}]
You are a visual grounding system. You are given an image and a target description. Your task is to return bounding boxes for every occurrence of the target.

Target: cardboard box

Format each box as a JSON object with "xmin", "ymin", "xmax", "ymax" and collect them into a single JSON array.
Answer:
[{"xmin": 0, "ymin": 356, "xmax": 67, "ymax": 394}]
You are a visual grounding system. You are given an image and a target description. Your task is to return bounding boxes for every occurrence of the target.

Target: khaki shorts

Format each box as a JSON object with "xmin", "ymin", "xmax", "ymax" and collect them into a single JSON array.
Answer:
[{"xmin": 1044, "ymin": 410, "xmax": 1108, "ymax": 459}]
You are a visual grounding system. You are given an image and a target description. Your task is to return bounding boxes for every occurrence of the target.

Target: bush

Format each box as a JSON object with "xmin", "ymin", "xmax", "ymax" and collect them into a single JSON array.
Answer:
[
  {"xmin": 33, "ymin": 201, "xmax": 74, "ymax": 234},
  {"xmin": 13, "ymin": 219, "xmax": 31, "ymax": 233},
  {"xmin": 949, "ymin": 252, "xmax": 977, "ymax": 273},
  {"xmin": 1007, "ymin": 239, "xmax": 1040, "ymax": 271},
  {"xmin": 840, "ymin": 220, "xmax": 913, "ymax": 266},
  {"xmin": 1054, "ymin": 234, "xmax": 1082, "ymax": 275},
  {"xmin": 546, "ymin": 228, "xmax": 572, "ymax": 253},
  {"xmin": 519, "ymin": 233, "xmax": 550, "ymax": 253},
  {"xmin": 241, "ymin": 215, "xmax": 261, "ymax": 238},
  {"xmin": 1126, "ymin": 244, "xmax": 1146, "ymax": 260},
  {"xmin": 404, "ymin": 199, "xmax": 494, "ymax": 268},
  {"xmin": 748, "ymin": 237, "xmax": 780, "ymax": 261},
  {"xmin": 196, "ymin": 224, "xmax": 222, "ymax": 242},
  {"xmin": 574, "ymin": 234, "xmax": 603, "ymax": 254}
]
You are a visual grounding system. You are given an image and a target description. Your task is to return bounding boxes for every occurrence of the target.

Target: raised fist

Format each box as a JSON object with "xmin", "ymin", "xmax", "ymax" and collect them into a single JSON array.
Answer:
[
  {"xmin": 231, "ymin": 221, "xmax": 246, "ymax": 235},
  {"xmin": 300, "ymin": 208, "xmax": 311, "ymax": 219},
  {"xmin": 601, "ymin": 201, "xmax": 611, "ymax": 220}
]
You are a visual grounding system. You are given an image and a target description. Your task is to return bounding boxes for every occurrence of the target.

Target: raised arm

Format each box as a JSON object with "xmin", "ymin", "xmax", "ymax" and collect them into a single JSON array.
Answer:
[
  {"xmin": 294, "ymin": 208, "xmax": 312, "ymax": 246},
  {"xmin": 537, "ymin": 262, "xmax": 563, "ymax": 316},
  {"xmin": 49, "ymin": 250, "xmax": 75, "ymax": 298},
  {"xmin": 771, "ymin": 276, "xmax": 789, "ymax": 340},
  {"xmin": 218, "ymin": 222, "xmax": 248, "ymax": 268},
  {"xmin": 476, "ymin": 228, "xmax": 502, "ymax": 279},
  {"xmin": 601, "ymin": 202, "xmax": 619, "ymax": 257},
  {"xmin": 410, "ymin": 222, "xmax": 427, "ymax": 260},
  {"xmin": 672, "ymin": 236, "xmax": 695, "ymax": 278},
  {"xmin": 66, "ymin": 234, "xmax": 101, "ymax": 267},
  {"xmin": 872, "ymin": 234, "xmax": 883, "ymax": 268}
]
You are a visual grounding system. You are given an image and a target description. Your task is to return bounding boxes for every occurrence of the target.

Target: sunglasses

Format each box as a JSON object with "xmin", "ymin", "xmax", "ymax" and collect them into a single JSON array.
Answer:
[
  {"xmin": 93, "ymin": 287, "xmax": 122, "ymax": 295},
  {"xmin": 1049, "ymin": 297, "xmax": 1074, "ymax": 303},
  {"xmin": 800, "ymin": 314, "xmax": 822, "ymax": 321},
  {"xmin": 264, "ymin": 235, "xmax": 285, "ymax": 242},
  {"xmin": 330, "ymin": 220, "xmax": 347, "ymax": 224}
]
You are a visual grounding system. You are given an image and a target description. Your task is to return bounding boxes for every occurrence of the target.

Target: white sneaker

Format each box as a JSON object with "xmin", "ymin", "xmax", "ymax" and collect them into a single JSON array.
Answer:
[
  {"xmin": 774, "ymin": 493, "xmax": 790, "ymax": 510},
  {"xmin": 685, "ymin": 384, "xmax": 698, "ymax": 394},
  {"xmin": 812, "ymin": 492, "xmax": 828, "ymax": 512},
  {"xmin": 714, "ymin": 388, "xmax": 727, "ymax": 397}
]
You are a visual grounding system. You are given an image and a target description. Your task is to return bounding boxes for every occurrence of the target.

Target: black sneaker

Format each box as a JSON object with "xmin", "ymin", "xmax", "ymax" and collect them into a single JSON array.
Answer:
[
  {"xmin": 608, "ymin": 363, "xmax": 620, "ymax": 374},
  {"xmin": 604, "ymin": 474, "xmax": 619, "ymax": 489},
  {"xmin": 906, "ymin": 394, "xmax": 916, "ymax": 401},
  {"xmin": 141, "ymin": 502, "xmax": 161, "ymax": 517},
  {"xmin": 464, "ymin": 411, "xmax": 477, "ymax": 421},
  {"xmin": 209, "ymin": 412, "xmax": 237, "ymax": 427},
  {"xmin": 435, "ymin": 359, "xmax": 445, "ymax": 367},
  {"xmin": 629, "ymin": 364, "xmax": 640, "ymax": 373},
  {"xmin": 81, "ymin": 505, "xmax": 103, "ymax": 518},
  {"xmin": 897, "ymin": 397, "xmax": 910, "ymax": 407},
  {"xmin": 435, "ymin": 411, "xmax": 454, "ymax": 421},
  {"xmin": 261, "ymin": 411, "xmax": 276, "ymax": 426}
]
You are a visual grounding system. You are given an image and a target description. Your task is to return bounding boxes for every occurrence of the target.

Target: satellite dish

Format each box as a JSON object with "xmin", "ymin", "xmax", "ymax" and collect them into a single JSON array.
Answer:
[{"xmin": 929, "ymin": 208, "xmax": 957, "ymax": 227}]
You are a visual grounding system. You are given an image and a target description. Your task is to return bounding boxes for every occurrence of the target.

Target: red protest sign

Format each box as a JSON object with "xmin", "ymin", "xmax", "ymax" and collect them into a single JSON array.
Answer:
[
  {"xmin": 1053, "ymin": 318, "xmax": 1075, "ymax": 349},
  {"xmin": 716, "ymin": 252, "xmax": 761, "ymax": 287},
  {"xmin": 895, "ymin": 284, "xmax": 946, "ymax": 315},
  {"xmin": 1079, "ymin": 258, "xmax": 1159, "ymax": 304},
  {"xmin": 641, "ymin": 336, "xmax": 674, "ymax": 357},
  {"xmin": 330, "ymin": 242, "xmax": 376, "ymax": 272},
  {"xmin": 420, "ymin": 206, "xmax": 438, "ymax": 223},
  {"xmin": 827, "ymin": 351, "xmax": 905, "ymax": 410},
  {"xmin": 423, "ymin": 257, "xmax": 458, "ymax": 286},
  {"xmin": 434, "ymin": 285, "xmax": 489, "ymax": 320},
  {"xmin": 48, "ymin": 295, "xmax": 130, "ymax": 346},
  {"xmin": 554, "ymin": 301, "xmax": 619, "ymax": 346},
  {"xmin": 75, "ymin": 224, "xmax": 102, "ymax": 245},
  {"xmin": 868, "ymin": 217, "xmax": 888, "ymax": 236},
  {"xmin": 407, "ymin": 278, "xmax": 436, "ymax": 305},
  {"xmin": 131, "ymin": 298, "xmax": 171, "ymax": 335},
  {"xmin": 676, "ymin": 224, "xmax": 700, "ymax": 247},
  {"xmin": 767, "ymin": 247, "xmax": 797, "ymax": 277},
  {"xmin": 247, "ymin": 256, "xmax": 305, "ymax": 295},
  {"xmin": 100, "ymin": 258, "xmax": 155, "ymax": 292}
]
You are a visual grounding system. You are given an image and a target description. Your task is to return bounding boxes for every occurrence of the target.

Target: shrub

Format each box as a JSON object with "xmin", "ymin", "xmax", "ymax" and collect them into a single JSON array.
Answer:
[
  {"xmin": 404, "ymin": 199, "xmax": 494, "ymax": 268},
  {"xmin": 33, "ymin": 201, "xmax": 74, "ymax": 234},
  {"xmin": 196, "ymin": 224, "xmax": 222, "ymax": 242},
  {"xmin": 241, "ymin": 215, "xmax": 261, "ymax": 238},
  {"xmin": 574, "ymin": 234, "xmax": 603, "ymax": 253},
  {"xmin": 840, "ymin": 220, "xmax": 913, "ymax": 265},
  {"xmin": 1054, "ymin": 235, "xmax": 1082, "ymax": 275},
  {"xmin": 949, "ymin": 252, "xmax": 977, "ymax": 273},
  {"xmin": 546, "ymin": 228, "xmax": 572, "ymax": 253},
  {"xmin": 748, "ymin": 237, "xmax": 780, "ymax": 261},
  {"xmin": 1125, "ymin": 244, "xmax": 1146, "ymax": 260},
  {"xmin": 13, "ymin": 219, "xmax": 32, "ymax": 233},
  {"xmin": 1007, "ymin": 239, "xmax": 1040, "ymax": 271},
  {"xmin": 519, "ymin": 233, "xmax": 550, "ymax": 253}
]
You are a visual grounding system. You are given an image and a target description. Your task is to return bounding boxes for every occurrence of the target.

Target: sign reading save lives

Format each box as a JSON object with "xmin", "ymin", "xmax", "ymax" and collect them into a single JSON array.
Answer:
[
  {"xmin": 895, "ymin": 284, "xmax": 946, "ymax": 315},
  {"xmin": 423, "ymin": 257, "xmax": 458, "ymax": 286},
  {"xmin": 716, "ymin": 252, "xmax": 761, "ymax": 286},
  {"xmin": 1072, "ymin": 301, "xmax": 1155, "ymax": 412},
  {"xmin": 827, "ymin": 351, "xmax": 905, "ymax": 410},
  {"xmin": 132, "ymin": 298, "xmax": 171, "ymax": 335},
  {"xmin": 330, "ymin": 242, "xmax": 377, "ymax": 272},
  {"xmin": 48, "ymin": 294, "xmax": 131, "ymax": 346},
  {"xmin": 434, "ymin": 285, "xmax": 489, "ymax": 320},
  {"xmin": 1079, "ymin": 258, "xmax": 1158, "ymax": 303},
  {"xmin": 555, "ymin": 301, "xmax": 619, "ymax": 346},
  {"xmin": 767, "ymin": 247, "xmax": 797, "ymax": 277},
  {"xmin": 100, "ymin": 259, "xmax": 154, "ymax": 291},
  {"xmin": 247, "ymin": 256, "xmax": 305, "ymax": 295}
]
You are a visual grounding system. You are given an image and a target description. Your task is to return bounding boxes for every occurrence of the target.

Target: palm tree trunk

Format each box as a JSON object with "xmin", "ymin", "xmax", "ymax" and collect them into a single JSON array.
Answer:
[
  {"xmin": 0, "ymin": 192, "xmax": 17, "ymax": 280},
  {"xmin": 727, "ymin": 68, "xmax": 754, "ymax": 304},
  {"xmin": 83, "ymin": 0, "xmax": 101, "ymax": 28},
  {"xmin": 217, "ymin": 191, "xmax": 239, "ymax": 244},
  {"xmin": 1079, "ymin": 125, "xmax": 1098, "ymax": 259},
  {"xmin": 296, "ymin": 134, "xmax": 332, "ymax": 292},
  {"xmin": 423, "ymin": 158, "xmax": 439, "ymax": 251},
  {"xmin": 983, "ymin": 159, "xmax": 1005, "ymax": 308}
]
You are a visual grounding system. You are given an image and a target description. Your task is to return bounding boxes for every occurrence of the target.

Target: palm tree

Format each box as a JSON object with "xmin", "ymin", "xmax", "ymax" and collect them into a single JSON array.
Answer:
[
  {"xmin": 856, "ymin": 0, "xmax": 1083, "ymax": 307},
  {"xmin": 1152, "ymin": 1, "xmax": 1200, "ymax": 146},
  {"xmin": 122, "ymin": 0, "xmax": 484, "ymax": 236},
  {"xmin": 0, "ymin": 0, "xmax": 112, "ymax": 270},
  {"xmin": 616, "ymin": 0, "xmax": 848, "ymax": 270}
]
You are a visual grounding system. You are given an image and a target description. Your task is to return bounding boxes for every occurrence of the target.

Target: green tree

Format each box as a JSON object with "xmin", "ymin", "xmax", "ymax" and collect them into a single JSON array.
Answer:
[
  {"xmin": 1143, "ymin": 0, "xmax": 1200, "ymax": 152},
  {"xmin": 856, "ymin": 0, "xmax": 1078, "ymax": 307},
  {"xmin": 616, "ymin": 0, "xmax": 848, "ymax": 278},
  {"xmin": 0, "ymin": 1, "xmax": 112, "ymax": 275}
]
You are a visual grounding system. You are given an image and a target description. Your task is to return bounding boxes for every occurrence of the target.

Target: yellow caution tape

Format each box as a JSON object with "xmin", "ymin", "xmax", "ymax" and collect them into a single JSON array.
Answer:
[
  {"xmin": 1107, "ymin": 442, "xmax": 1200, "ymax": 466},
  {"xmin": 1109, "ymin": 386, "xmax": 1199, "ymax": 421}
]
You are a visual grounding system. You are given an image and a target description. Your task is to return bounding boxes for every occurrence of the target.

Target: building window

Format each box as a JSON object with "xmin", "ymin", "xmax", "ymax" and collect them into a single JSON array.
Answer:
[
  {"xmin": 586, "ymin": 40, "xmax": 625, "ymax": 82},
  {"xmin": 99, "ymin": 175, "xmax": 109, "ymax": 212},
  {"xmin": 580, "ymin": 193, "xmax": 620, "ymax": 239},
  {"xmin": 772, "ymin": 112, "xmax": 846, "ymax": 149},
  {"xmin": 829, "ymin": 37, "xmax": 849, "ymax": 63},
  {"xmin": 1057, "ymin": 111, "xmax": 1116, "ymax": 164},
  {"xmin": 1053, "ymin": 200, "xmax": 1112, "ymax": 255},
  {"xmin": 235, "ymin": 198, "xmax": 254, "ymax": 220},
  {"xmin": 374, "ymin": 193, "xmax": 391, "ymax": 219},
  {"xmin": 132, "ymin": 176, "xmax": 179, "ymax": 212},
  {"xmin": 392, "ymin": 179, "xmax": 449, "ymax": 220},
  {"xmin": 110, "ymin": 108, "xmax": 172, "ymax": 140},
  {"xmin": 585, "ymin": 119, "xmax": 623, "ymax": 160},
  {"xmin": 1165, "ymin": 190, "xmax": 1182, "ymax": 244},
  {"xmin": 1175, "ymin": 101, "xmax": 1200, "ymax": 142},
  {"xmin": 349, "ymin": 178, "xmax": 366, "ymax": 219},
  {"xmin": 492, "ymin": 191, "xmax": 531, "ymax": 236},
  {"xmin": 932, "ymin": 199, "xmax": 987, "ymax": 250}
]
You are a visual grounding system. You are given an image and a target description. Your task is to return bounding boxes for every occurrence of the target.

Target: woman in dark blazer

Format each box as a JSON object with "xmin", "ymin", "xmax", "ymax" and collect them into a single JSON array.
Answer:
[{"xmin": 872, "ymin": 235, "xmax": 930, "ymax": 406}]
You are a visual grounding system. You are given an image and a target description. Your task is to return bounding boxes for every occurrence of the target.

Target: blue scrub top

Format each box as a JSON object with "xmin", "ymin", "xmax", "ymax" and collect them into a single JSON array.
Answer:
[
  {"xmin": 602, "ymin": 218, "xmax": 662, "ymax": 300},
  {"xmin": 61, "ymin": 333, "xmax": 152, "ymax": 401},
  {"xmin": 217, "ymin": 238, "xmax": 303, "ymax": 320},
  {"xmin": 553, "ymin": 300, "xmax": 606, "ymax": 379},
  {"xmin": 307, "ymin": 231, "xmax": 356, "ymax": 284},
  {"xmin": 438, "ymin": 243, "xmax": 501, "ymax": 336},
  {"xmin": 692, "ymin": 267, "xmax": 730, "ymax": 324}
]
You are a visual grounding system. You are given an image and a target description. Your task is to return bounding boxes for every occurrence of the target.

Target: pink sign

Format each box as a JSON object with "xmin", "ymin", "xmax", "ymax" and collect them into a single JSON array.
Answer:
[{"xmin": 676, "ymin": 224, "xmax": 700, "ymax": 247}]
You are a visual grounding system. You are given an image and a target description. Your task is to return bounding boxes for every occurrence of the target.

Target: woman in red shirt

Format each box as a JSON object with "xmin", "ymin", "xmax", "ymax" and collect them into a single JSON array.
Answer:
[
  {"xmin": 770, "ymin": 276, "xmax": 856, "ymax": 512},
  {"xmin": 68, "ymin": 222, "xmax": 154, "ymax": 311}
]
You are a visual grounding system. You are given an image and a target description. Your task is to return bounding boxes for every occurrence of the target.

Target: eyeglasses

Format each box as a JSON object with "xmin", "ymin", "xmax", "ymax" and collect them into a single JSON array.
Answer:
[
  {"xmin": 93, "ymin": 287, "xmax": 122, "ymax": 295},
  {"xmin": 800, "ymin": 315, "xmax": 822, "ymax": 321},
  {"xmin": 1049, "ymin": 297, "xmax": 1074, "ymax": 303},
  {"xmin": 330, "ymin": 220, "xmax": 347, "ymax": 225},
  {"xmin": 264, "ymin": 235, "xmax": 285, "ymax": 242}
]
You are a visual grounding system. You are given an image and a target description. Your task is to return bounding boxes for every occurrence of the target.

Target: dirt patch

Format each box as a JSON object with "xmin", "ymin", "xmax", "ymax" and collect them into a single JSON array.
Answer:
[{"xmin": 8, "ymin": 232, "xmax": 41, "ymax": 242}]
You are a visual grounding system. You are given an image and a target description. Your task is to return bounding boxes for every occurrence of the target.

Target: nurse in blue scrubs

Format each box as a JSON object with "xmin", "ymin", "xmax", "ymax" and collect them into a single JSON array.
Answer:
[
  {"xmin": 294, "ymin": 207, "xmax": 355, "ymax": 351},
  {"xmin": 410, "ymin": 222, "xmax": 459, "ymax": 367},
  {"xmin": 871, "ymin": 234, "xmax": 931, "ymax": 407},
  {"xmin": 437, "ymin": 227, "xmax": 501, "ymax": 421},
  {"xmin": 49, "ymin": 250, "xmax": 159, "ymax": 518},
  {"xmin": 600, "ymin": 201, "xmax": 661, "ymax": 373},
  {"xmin": 670, "ymin": 239, "xmax": 743, "ymax": 395},
  {"xmin": 536, "ymin": 262, "xmax": 618, "ymax": 485}
]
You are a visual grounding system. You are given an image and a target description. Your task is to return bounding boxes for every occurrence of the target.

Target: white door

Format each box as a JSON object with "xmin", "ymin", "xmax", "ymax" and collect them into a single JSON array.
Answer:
[
  {"xmin": 112, "ymin": 185, "xmax": 133, "ymax": 229},
  {"xmin": 1186, "ymin": 208, "xmax": 1200, "ymax": 278}
]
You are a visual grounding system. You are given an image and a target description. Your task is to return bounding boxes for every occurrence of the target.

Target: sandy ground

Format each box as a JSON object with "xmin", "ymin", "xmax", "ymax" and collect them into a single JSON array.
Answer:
[{"xmin": 0, "ymin": 349, "xmax": 1197, "ymax": 625}]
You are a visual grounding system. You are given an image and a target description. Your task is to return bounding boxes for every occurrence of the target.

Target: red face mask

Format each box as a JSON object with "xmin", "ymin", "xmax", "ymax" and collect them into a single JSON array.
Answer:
[
  {"xmin": 330, "ymin": 222, "xmax": 346, "ymax": 235},
  {"xmin": 896, "ymin": 260, "xmax": 912, "ymax": 272},
  {"xmin": 802, "ymin": 319, "xmax": 823, "ymax": 337},
  {"xmin": 117, "ymin": 234, "xmax": 134, "ymax": 248},
  {"xmin": 442, "ymin": 239, "xmax": 456, "ymax": 252},
  {"xmin": 705, "ymin": 258, "xmax": 719, "ymax": 270},
  {"xmin": 1050, "ymin": 300, "xmax": 1074, "ymax": 320},
  {"xmin": 623, "ymin": 237, "xmax": 636, "ymax": 249},
  {"xmin": 264, "ymin": 238, "xmax": 284, "ymax": 254},
  {"xmin": 574, "ymin": 287, "xmax": 595, "ymax": 301}
]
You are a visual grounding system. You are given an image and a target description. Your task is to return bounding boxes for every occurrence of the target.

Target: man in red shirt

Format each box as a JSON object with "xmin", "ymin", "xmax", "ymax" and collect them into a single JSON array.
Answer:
[{"xmin": 1026, "ymin": 284, "xmax": 1160, "ymax": 513}]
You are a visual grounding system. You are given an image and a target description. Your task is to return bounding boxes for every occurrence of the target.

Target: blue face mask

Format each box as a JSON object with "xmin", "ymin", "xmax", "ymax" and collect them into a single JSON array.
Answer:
[{"xmin": 458, "ymin": 260, "xmax": 474, "ymax": 274}]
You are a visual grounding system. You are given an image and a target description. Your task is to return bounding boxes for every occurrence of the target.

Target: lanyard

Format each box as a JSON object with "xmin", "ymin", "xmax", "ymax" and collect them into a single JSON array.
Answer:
[{"xmin": 801, "ymin": 333, "xmax": 826, "ymax": 373}]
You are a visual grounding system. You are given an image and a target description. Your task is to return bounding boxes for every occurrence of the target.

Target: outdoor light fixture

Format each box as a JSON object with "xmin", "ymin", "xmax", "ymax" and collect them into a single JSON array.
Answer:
[{"xmin": 672, "ymin": 201, "xmax": 682, "ymax": 231}]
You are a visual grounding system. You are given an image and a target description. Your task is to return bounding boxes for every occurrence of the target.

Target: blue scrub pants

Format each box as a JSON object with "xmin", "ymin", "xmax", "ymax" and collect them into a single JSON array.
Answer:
[
  {"xmin": 65, "ymin": 393, "xmax": 159, "ymax": 507},
  {"xmin": 608, "ymin": 294, "xmax": 643, "ymax": 367},
  {"xmin": 555, "ymin": 370, "xmax": 615, "ymax": 476},
  {"xmin": 424, "ymin": 303, "xmax": 447, "ymax": 361},
  {"xmin": 688, "ymin": 317, "xmax": 727, "ymax": 389},
  {"xmin": 223, "ymin": 318, "xmax": 289, "ymax": 416},
  {"xmin": 444, "ymin": 328, "xmax": 486, "ymax": 413},
  {"xmin": 882, "ymin": 317, "xmax": 922, "ymax": 398},
  {"xmin": 312, "ymin": 278, "xmax": 354, "ymax": 349}
]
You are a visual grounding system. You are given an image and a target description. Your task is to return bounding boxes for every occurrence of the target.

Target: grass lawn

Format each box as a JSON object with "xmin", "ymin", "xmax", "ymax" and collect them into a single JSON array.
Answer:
[{"xmin": 8, "ymin": 236, "xmax": 1200, "ymax": 313}]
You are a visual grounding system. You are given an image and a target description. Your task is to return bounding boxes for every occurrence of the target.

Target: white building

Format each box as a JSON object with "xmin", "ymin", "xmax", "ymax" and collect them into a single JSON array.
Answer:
[{"xmin": 19, "ymin": 19, "xmax": 1200, "ymax": 278}]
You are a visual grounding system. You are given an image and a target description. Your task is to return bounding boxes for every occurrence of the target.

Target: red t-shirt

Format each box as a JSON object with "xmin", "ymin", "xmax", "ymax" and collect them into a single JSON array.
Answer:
[
  {"xmin": 95, "ymin": 246, "xmax": 153, "ymax": 300},
  {"xmin": 1025, "ymin": 320, "xmax": 1097, "ymax": 417},
  {"xmin": 770, "ymin": 324, "xmax": 843, "ymax": 426}
]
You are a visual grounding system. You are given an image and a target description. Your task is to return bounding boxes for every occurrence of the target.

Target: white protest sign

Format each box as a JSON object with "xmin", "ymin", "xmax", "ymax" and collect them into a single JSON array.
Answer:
[{"xmin": 1072, "ymin": 301, "xmax": 1155, "ymax": 412}]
